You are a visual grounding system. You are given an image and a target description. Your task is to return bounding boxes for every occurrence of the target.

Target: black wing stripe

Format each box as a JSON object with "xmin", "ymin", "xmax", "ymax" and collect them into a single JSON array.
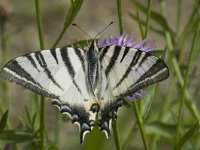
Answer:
[
  {"xmin": 50, "ymin": 48, "xmax": 59, "ymax": 64},
  {"xmin": 26, "ymin": 55, "xmax": 40, "ymax": 72},
  {"xmin": 105, "ymin": 46, "xmax": 121, "ymax": 77},
  {"xmin": 60, "ymin": 48, "xmax": 82, "ymax": 94},
  {"xmin": 114, "ymin": 50, "xmax": 142, "ymax": 88},
  {"xmin": 60, "ymin": 48, "xmax": 75, "ymax": 77},
  {"xmin": 74, "ymin": 48, "xmax": 85, "ymax": 72},
  {"xmin": 134, "ymin": 59, "xmax": 168, "ymax": 86},
  {"xmin": 4, "ymin": 60, "xmax": 42, "ymax": 88},
  {"xmin": 99, "ymin": 46, "xmax": 110, "ymax": 62},
  {"xmin": 119, "ymin": 59, "xmax": 169, "ymax": 97},
  {"xmin": 135, "ymin": 53, "xmax": 151, "ymax": 71},
  {"xmin": 35, "ymin": 52, "xmax": 64, "ymax": 91},
  {"xmin": 120, "ymin": 47, "xmax": 130, "ymax": 62},
  {"xmin": 0, "ymin": 57, "xmax": 60, "ymax": 99}
]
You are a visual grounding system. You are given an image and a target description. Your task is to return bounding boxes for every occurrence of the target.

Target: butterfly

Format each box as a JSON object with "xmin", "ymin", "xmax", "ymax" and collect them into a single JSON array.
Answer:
[{"xmin": 0, "ymin": 38, "xmax": 169, "ymax": 143}]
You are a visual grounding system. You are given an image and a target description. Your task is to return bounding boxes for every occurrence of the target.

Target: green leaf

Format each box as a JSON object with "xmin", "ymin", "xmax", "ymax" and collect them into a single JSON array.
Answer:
[
  {"xmin": 52, "ymin": 0, "xmax": 84, "ymax": 48},
  {"xmin": 0, "ymin": 130, "xmax": 34, "ymax": 143},
  {"xmin": 145, "ymin": 122, "xmax": 177, "ymax": 138},
  {"xmin": 129, "ymin": 0, "xmax": 173, "ymax": 34},
  {"xmin": 175, "ymin": 121, "xmax": 200, "ymax": 149},
  {"xmin": 0, "ymin": 110, "xmax": 8, "ymax": 135},
  {"xmin": 65, "ymin": 39, "xmax": 93, "ymax": 48},
  {"xmin": 142, "ymin": 86, "xmax": 156, "ymax": 119},
  {"xmin": 64, "ymin": 0, "xmax": 83, "ymax": 28},
  {"xmin": 136, "ymin": 10, "xmax": 144, "ymax": 38}
]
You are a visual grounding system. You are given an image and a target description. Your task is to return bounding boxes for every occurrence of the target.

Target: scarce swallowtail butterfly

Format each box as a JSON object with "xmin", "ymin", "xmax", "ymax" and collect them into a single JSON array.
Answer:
[{"xmin": 0, "ymin": 35, "xmax": 169, "ymax": 143}]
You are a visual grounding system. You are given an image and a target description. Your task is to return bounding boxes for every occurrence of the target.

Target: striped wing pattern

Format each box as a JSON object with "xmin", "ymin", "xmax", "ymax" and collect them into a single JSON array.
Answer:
[
  {"xmin": 0, "ymin": 47, "xmax": 98, "ymax": 142},
  {"xmin": 0, "ymin": 42, "xmax": 169, "ymax": 143},
  {"xmin": 97, "ymin": 45, "xmax": 169, "ymax": 136},
  {"xmin": 100, "ymin": 45, "xmax": 169, "ymax": 97}
]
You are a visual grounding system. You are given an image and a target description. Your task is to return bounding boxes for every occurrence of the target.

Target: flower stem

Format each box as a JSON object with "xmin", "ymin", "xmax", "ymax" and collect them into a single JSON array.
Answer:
[
  {"xmin": 35, "ymin": 0, "xmax": 45, "ymax": 50},
  {"xmin": 40, "ymin": 96, "xmax": 45, "ymax": 150},
  {"xmin": 116, "ymin": 0, "xmax": 124, "ymax": 34},
  {"xmin": 144, "ymin": 0, "xmax": 152, "ymax": 38},
  {"xmin": 132, "ymin": 101, "xmax": 149, "ymax": 150},
  {"xmin": 112, "ymin": 113, "xmax": 121, "ymax": 150},
  {"xmin": 0, "ymin": 21, "xmax": 9, "ymax": 105},
  {"xmin": 34, "ymin": 0, "xmax": 45, "ymax": 149},
  {"xmin": 0, "ymin": 22, "xmax": 6, "ymax": 64},
  {"xmin": 52, "ymin": 27, "xmax": 67, "ymax": 48}
]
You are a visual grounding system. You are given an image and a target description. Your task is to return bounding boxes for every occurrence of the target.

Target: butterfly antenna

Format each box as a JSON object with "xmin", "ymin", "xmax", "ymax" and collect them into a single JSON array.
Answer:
[
  {"xmin": 93, "ymin": 21, "xmax": 113, "ymax": 40},
  {"xmin": 72, "ymin": 23, "xmax": 92, "ymax": 39}
]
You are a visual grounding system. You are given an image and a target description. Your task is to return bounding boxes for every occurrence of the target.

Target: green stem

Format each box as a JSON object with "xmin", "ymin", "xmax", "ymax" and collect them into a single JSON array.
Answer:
[
  {"xmin": 40, "ymin": 96, "xmax": 45, "ymax": 150},
  {"xmin": 0, "ymin": 22, "xmax": 9, "ymax": 106},
  {"xmin": 117, "ymin": 0, "xmax": 124, "ymax": 34},
  {"xmin": 0, "ymin": 15, "xmax": 19, "ymax": 150},
  {"xmin": 144, "ymin": 0, "xmax": 152, "ymax": 38},
  {"xmin": 176, "ymin": 0, "xmax": 181, "ymax": 34},
  {"xmin": 0, "ymin": 22, "xmax": 6, "ymax": 64},
  {"xmin": 174, "ymin": 16, "xmax": 200, "ymax": 149},
  {"xmin": 35, "ymin": 0, "xmax": 45, "ymax": 149},
  {"xmin": 52, "ymin": 27, "xmax": 67, "ymax": 48},
  {"xmin": 136, "ymin": 10, "xmax": 145, "ymax": 39},
  {"xmin": 132, "ymin": 102, "xmax": 149, "ymax": 150},
  {"xmin": 54, "ymin": 112, "xmax": 61, "ymax": 146},
  {"xmin": 35, "ymin": 0, "xmax": 45, "ymax": 50},
  {"xmin": 112, "ymin": 114, "xmax": 121, "ymax": 150}
]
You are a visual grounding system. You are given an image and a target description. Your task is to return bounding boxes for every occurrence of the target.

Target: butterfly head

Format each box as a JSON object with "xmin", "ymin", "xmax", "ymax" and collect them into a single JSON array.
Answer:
[{"xmin": 88, "ymin": 39, "xmax": 99, "ymax": 53}]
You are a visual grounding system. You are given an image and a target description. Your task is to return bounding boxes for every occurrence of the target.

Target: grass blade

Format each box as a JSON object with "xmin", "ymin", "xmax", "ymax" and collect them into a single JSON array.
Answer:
[
  {"xmin": 117, "ymin": 0, "xmax": 124, "ymax": 34},
  {"xmin": 175, "ymin": 121, "xmax": 200, "ymax": 149},
  {"xmin": 129, "ymin": 0, "xmax": 173, "ymax": 34},
  {"xmin": 0, "ymin": 130, "xmax": 33, "ymax": 143},
  {"xmin": 144, "ymin": 0, "xmax": 152, "ymax": 38},
  {"xmin": 132, "ymin": 101, "xmax": 149, "ymax": 150},
  {"xmin": 129, "ymin": 12, "xmax": 164, "ymax": 36},
  {"xmin": 52, "ymin": 0, "xmax": 83, "ymax": 48},
  {"xmin": 0, "ymin": 110, "xmax": 8, "ymax": 135}
]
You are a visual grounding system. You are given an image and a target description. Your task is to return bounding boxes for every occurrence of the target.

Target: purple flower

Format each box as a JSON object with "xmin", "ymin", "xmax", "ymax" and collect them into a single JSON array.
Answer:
[{"xmin": 98, "ymin": 34, "xmax": 155, "ymax": 101}]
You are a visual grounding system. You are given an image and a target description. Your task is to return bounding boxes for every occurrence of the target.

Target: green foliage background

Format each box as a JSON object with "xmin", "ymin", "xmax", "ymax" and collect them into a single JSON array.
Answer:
[{"xmin": 0, "ymin": 0, "xmax": 200, "ymax": 150}]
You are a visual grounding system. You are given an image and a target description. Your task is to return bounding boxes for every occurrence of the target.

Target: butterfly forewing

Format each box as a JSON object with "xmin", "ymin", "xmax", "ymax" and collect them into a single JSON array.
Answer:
[
  {"xmin": 0, "ymin": 47, "xmax": 98, "ymax": 143},
  {"xmin": 100, "ymin": 45, "xmax": 169, "ymax": 97}
]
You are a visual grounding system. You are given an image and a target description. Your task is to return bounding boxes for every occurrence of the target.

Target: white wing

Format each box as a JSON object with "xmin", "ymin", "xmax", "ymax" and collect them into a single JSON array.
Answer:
[
  {"xmin": 99, "ymin": 45, "xmax": 169, "ymax": 98},
  {"xmin": 97, "ymin": 45, "xmax": 169, "ymax": 137},
  {"xmin": 0, "ymin": 47, "xmax": 95, "ymax": 143}
]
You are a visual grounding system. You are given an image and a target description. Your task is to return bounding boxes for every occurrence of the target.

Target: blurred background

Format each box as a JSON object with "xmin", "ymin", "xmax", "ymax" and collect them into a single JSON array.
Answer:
[{"xmin": 0, "ymin": 0, "xmax": 200, "ymax": 150}]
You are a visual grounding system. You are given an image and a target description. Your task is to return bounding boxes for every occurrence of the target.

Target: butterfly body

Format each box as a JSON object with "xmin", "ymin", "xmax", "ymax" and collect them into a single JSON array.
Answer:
[
  {"xmin": 86, "ymin": 40, "xmax": 102, "ymax": 98},
  {"xmin": 0, "ymin": 39, "xmax": 169, "ymax": 143}
]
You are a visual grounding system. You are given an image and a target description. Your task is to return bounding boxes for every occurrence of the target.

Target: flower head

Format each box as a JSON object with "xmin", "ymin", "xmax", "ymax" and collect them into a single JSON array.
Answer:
[
  {"xmin": 98, "ymin": 34, "xmax": 155, "ymax": 101},
  {"xmin": 98, "ymin": 34, "xmax": 155, "ymax": 52}
]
